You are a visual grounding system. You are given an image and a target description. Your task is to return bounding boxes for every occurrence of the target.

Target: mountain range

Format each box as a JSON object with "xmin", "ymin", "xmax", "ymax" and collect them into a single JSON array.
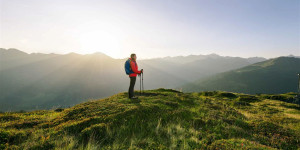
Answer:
[
  {"xmin": 182, "ymin": 57, "xmax": 300, "ymax": 94},
  {"xmin": 1, "ymin": 48, "xmax": 299, "ymax": 111}
]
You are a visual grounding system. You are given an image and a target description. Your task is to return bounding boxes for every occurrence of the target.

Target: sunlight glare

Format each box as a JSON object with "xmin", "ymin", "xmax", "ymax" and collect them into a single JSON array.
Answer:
[{"xmin": 77, "ymin": 22, "xmax": 123, "ymax": 57}]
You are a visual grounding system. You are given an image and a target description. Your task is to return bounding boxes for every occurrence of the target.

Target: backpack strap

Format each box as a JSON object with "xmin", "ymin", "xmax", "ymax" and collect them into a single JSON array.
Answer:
[{"xmin": 129, "ymin": 58, "xmax": 132, "ymax": 71}]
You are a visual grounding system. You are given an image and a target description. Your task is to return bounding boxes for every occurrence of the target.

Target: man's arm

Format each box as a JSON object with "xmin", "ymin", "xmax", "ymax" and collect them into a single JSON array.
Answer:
[{"xmin": 130, "ymin": 61, "xmax": 141, "ymax": 74}]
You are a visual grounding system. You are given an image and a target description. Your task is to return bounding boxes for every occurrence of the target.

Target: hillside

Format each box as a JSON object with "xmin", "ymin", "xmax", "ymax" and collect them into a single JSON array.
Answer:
[
  {"xmin": 0, "ymin": 48, "xmax": 266, "ymax": 111},
  {"xmin": 142, "ymin": 54, "xmax": 266, "ymax": 81},
  {"xmin": 1, "ymin": 89, "xmax": 299, "ymax": 149},
  {"xmin": 182, "ymin": 57, "xmax": 300, "ymax": 96}
]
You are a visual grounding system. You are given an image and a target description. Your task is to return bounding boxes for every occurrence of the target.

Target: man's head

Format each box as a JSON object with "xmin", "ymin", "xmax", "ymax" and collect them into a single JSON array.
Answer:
[{"xmin": 130, "ymin": 53, "xmax": 137, "ymax": 61}]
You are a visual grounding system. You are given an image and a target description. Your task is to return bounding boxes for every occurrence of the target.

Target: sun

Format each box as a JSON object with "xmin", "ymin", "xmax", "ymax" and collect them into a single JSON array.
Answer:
[
  {"xmin": 73, "ymin": 20, "xmax": 126, "ymax": 57},
  {"xmin": 78, "ymin": 29, "xmax": 121, "ymax": 55}
]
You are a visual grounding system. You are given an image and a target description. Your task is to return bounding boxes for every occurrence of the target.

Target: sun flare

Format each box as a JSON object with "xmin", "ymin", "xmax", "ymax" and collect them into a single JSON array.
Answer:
[{"xmin": 75, "ymin": 21, "xmax": 125, "ymax": 56}]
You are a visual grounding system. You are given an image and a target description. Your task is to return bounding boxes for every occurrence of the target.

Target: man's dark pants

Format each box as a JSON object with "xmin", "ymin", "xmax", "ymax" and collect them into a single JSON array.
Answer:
[{"xmin": 128, "ymin": 76, "xmax": 136, "ymax": 98}]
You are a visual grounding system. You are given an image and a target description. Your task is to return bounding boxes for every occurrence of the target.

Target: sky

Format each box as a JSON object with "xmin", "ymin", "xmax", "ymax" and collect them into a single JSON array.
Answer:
[{"xmin": 0, "ymin": 0, "xmax": 299, "ymax": 59}]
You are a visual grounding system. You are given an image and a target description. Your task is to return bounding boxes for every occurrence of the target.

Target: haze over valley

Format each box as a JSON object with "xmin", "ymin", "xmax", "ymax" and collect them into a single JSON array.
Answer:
[{"xmin": 1, "ymin": 48, "xmax": 299, "ymax": 111}]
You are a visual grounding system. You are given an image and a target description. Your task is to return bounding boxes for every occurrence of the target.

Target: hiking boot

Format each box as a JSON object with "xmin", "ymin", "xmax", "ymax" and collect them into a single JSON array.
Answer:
[{"xmin": 130, "ymin": 96, "xmax": 138, "ymax": 99}]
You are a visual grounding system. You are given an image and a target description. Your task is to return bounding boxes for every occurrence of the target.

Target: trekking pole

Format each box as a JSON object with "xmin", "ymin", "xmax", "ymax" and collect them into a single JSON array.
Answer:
[
  {"xmin": 142, "ymin": 72, "xmax": 144, "ymax": 94},
  {"xmin": 140, "ymin": 74, "xmax": 142, "ymax": 96},
  {"xmin": 298, "ymin": 74, "xmax": 300, "ymax": 96}
]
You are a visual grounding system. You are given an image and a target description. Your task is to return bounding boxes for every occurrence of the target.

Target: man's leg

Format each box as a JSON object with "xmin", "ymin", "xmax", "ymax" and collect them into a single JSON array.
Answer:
[
  {"xmin": 128, "ymin": 77, "xmax": 136, "ymax": 98},
  {"xmin": 128, "ymin": 77, "xmax": 131, "ymax": 98}
]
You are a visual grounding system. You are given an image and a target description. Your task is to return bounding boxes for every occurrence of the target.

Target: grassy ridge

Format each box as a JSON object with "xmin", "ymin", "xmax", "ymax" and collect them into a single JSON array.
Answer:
[{"xmin": 1, "ymin": 89, "xmax": 299, "ymax": 149}]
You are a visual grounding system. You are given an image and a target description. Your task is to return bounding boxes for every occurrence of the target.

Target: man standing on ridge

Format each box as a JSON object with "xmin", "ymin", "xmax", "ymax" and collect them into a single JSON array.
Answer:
[{"xmin": 127, "ymin": 53, "xmax": 143, "ymax": 99}]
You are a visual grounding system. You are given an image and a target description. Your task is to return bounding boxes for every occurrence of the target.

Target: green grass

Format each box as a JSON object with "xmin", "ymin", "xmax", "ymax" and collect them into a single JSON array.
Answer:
[{"xmin": 1, "ymin": 89, "xmax": 299, "ymax": 149}]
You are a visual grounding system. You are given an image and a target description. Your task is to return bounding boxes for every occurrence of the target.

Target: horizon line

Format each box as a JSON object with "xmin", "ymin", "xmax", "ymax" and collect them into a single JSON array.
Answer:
[{"xmin": 1, "ymin": 47, "xmax": 299, "ymax": 60}]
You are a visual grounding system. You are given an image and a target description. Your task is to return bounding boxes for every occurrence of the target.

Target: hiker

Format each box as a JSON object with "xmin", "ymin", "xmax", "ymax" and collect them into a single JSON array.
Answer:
[{"xmin": 125, "ymin": 53, "xmax": 143, "ymax": 99}]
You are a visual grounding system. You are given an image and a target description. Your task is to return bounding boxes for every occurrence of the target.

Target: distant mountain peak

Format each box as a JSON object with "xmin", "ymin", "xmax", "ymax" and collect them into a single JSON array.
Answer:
[
  {"xmin": 247, "ymin": 57, "xmax": 267, "ymax": 64},
  {"xmin": 66, "ymin": 52, "xmax": 81, "ymax": 56},
  {"xmin": 208, "ymin": 53, "xmax": 220, "ymax": 56},
  {"xmin": 8, "ymin": 48, "xmax": 27, "ymax": 54},
  {"xmin": 286, "ymin": 54, "xmax": 300, "ymax": 58},
  {"xmin": 92, "ymin": 52, "xmax": 106, "ymax": 55},
  {"xmin": 91, "ymin": 52, "xmax": 111, "ymax": 57},
  {"xmin": 80, "ymin": 51, "xmax": 113, "ymax": 60},
  {"xmin": 0, "ymin": 48, "xmax": 28, "ymax": 57},
  {"xmin": 246, "ymin": 56, "xmax": 299, "ymax": 69}
]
